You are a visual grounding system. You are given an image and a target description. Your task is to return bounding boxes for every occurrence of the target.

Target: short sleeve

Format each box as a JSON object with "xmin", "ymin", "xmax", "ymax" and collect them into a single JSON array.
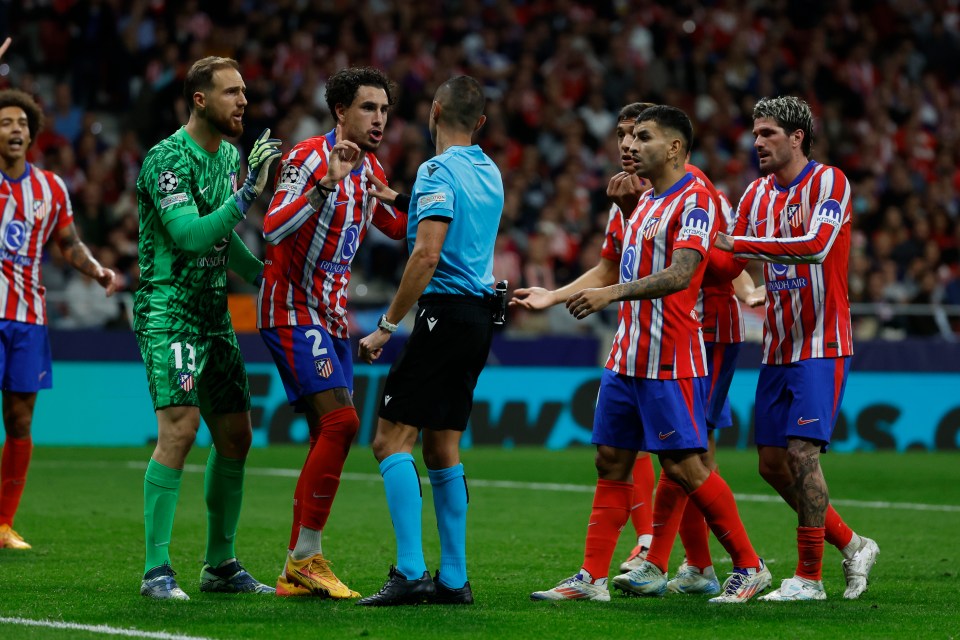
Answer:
[{"xmin": 414, "ymin": 163, "xmax": 456, "ymax": 221}]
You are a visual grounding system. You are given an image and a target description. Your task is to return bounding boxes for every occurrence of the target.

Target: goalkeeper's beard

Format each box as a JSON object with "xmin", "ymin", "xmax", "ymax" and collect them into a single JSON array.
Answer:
[{"xmin": 199, "ymin": 106, "xmax": 243, "ymax": 138}]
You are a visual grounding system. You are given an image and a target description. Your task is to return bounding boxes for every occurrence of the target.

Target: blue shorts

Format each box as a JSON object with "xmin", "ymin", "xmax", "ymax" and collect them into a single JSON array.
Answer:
[
  {"xmin": 592, "ymin": 369, "xmax": 708, "ymax": 453},
  {"xmin": 260, "ymin": 325, "xmax": 353, "ymax": 411},
  {"xmin": 0, "ymin": 320, "xmax": 52, "ymax": 392},
  {"xmin": 704, "ymin": 341, "xmax": 741, "ymax": 430},
  {"xmin": 754, "ymin": 357, "xmax": 851, "ymax": 449}
]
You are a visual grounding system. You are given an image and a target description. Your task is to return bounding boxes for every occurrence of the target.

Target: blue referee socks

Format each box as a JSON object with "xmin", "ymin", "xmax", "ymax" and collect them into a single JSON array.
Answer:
[
  {"xmin": 428, "ymin": 463, "xmax": 469, "ymax": 589},
  {"xmin": 379, "ymin": 453, "xmax": 427, "ymax": 580}
]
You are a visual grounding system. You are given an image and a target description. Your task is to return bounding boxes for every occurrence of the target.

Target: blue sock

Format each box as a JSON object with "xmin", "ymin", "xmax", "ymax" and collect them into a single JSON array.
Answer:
[
  {"xmin": 379, "ymin": 453, "xmax": 426, "ymax": 580},
  {"xmin": 428, "ymin": 463, "xmax": 468, "ymax": 589}
]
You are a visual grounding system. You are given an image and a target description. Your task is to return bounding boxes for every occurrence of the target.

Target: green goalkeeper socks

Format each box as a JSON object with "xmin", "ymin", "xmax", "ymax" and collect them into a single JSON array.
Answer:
[
  {"xmin": 204, "ymin": 448, "xmax": 245, "ymax": 567},
  {"xmin": 143, "ymin": 459, "xmax": 182, "ymax": 574}
]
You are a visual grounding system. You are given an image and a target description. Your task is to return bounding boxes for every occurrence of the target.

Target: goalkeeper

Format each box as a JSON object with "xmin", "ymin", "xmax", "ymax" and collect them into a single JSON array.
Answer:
[{"xmin": 133, "ymin": 56, "xmax": 281, "ymax": 600}]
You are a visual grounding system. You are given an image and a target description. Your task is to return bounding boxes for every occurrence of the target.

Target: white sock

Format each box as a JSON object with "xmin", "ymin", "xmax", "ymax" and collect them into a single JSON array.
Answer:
[
  {"xmin": 637, "ymin": 534, "xmax": 653, "ymax": 549},
  {"xmin": 291, "ymin": 526, "xmax": 322, "ymax": 560},
  {"xmin": 841, "ymin": 532, "xmax": 863, "ymax": 560},
  {"xmin": 578, "ymin": 567, "xmax": 607, "ymax": 586}
]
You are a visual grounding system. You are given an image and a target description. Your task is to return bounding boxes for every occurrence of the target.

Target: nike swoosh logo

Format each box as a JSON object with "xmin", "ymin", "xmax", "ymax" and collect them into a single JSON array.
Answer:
[
  {"xmin": 797, "ymin": 417, "xmax": 820, "ymax": 425},
  {"xmin": 312, "ymin": 493, "xmax": 332, "ymax": 499},
  {"xmin": 199, "ymin": 186, "xmax": 210, "ymax": 195},
  {"xmin": 335, "ymin": 201, "xmax": 349, "ymax": 206},
  {"xmin": 658, "ymin": 430, "xmax": 676, "ymax": 440},
  {"xmin": 802, "ymin": 561, "xmax": 817, "ymax": 566}
]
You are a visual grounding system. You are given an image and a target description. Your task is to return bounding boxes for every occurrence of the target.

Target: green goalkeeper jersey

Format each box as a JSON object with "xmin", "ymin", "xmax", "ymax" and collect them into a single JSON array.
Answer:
[{"xmin": 135, "ymin": 127, "xmax": 242, "ymax": 336}]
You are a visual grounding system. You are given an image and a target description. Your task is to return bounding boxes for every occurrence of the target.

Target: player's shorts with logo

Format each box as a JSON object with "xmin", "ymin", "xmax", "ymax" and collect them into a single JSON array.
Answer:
[
  {"xmin": 704, "ymin": 341, "xmax": 741, "ymax": 430},
  {"xmin": 379, "ymin": 295, "xmax": 493, "ymax": 432},
  {"xmin": 0, "ymin": 320, "xmax": 53, "ymax": 392},
  {"xmin": 754, "ymin": 356, "xmax": 851, "ymax": 449},
  {"xmin": 136, "ymin": 330, "xmax": 250, "ymax": 413},
  {"xmin": 260, "ymin": 325, "xmax": 353, "ymax": 412},
  {"xmin": 593, "ymin": 369, "xmax": 708, "ymax": 453}
]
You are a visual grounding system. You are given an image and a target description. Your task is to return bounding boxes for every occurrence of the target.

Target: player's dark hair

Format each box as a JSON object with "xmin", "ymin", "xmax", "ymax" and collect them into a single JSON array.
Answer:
[
  {"xmin": 184, "ymin": 56, "xmax": 241, "ymax": 112},
  {"xmin": 618, "ymin": 102, "xmax": 657, "ymax": 123},
  {"xmin": 753, "ymin": 96, "xmax": 814, "ymax": 156},
  {"xmin": 636, "ymin": 104, "xmax": 694, "ymax": 155},
  {"xmin": 325, "ymin": 66, "xmax": 395, "ymax": 119},
  {"xmin": 434, "ymin": 75, "xmax": 485, "ymax": 131},
  {"xmin": 0, "ymin": 89, "xmax": 43, "ymax": 145}
]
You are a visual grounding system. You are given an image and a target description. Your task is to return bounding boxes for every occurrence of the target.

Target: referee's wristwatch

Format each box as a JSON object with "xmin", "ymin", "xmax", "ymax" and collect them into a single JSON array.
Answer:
[{"xmin": 377, "ymin": 314, "xmax": 399, "ymax": 333}]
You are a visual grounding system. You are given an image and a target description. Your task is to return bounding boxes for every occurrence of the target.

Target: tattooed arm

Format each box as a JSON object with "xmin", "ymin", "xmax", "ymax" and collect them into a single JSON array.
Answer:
[
  {"xmin": 55, "ymin": 222, "xmax": 122, "ymax": 296},
  {"xmin": 566, "ymin": 248, "xmax": 703, "ymax": 320}
]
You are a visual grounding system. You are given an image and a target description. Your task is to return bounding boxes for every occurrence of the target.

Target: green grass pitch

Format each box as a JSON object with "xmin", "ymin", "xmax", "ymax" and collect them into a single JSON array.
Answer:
[{"xmin": 1, "ymin": 446, "xmax": 959, "ymax": 639}]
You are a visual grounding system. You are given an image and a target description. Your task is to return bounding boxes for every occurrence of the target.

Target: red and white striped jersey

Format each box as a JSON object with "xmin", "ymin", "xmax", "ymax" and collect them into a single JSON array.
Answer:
[
  {"xmin": 731, "ymin": 160, "xmax": 853, "ymax": 363},
  {"xmin": 258, "ymin": 131, "xmax": 406, "ymax": 337},
  {"xmin": 599, "ymin": 202, "xmax": 625, "ymax": 263},
  {"xmin": 696, "ymin": 184, "xmax": 745, "ymax": 345},
  {"xmin": 0, "ymin": 164, "xmax": 73, "ymax": 325},
  {"xmin": 606, "ymin": 173, "xmax": 718, "ymax": 380}
]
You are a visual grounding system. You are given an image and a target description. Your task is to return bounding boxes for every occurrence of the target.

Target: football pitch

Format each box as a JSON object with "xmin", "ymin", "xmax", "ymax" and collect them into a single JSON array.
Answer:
[{"xmin": 1, "ymin": 446, "xmax": 958, "ymax": 640}]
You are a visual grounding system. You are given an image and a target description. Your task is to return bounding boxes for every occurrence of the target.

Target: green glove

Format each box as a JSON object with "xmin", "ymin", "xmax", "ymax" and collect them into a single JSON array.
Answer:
[{"xmin": 235, "ymin": 128, "xmax": 282, "ymax": 213}]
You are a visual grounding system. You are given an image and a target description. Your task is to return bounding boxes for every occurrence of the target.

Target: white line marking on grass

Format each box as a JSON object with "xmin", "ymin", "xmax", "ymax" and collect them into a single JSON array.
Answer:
[
  {"xmin": 35, "ymin": 460, "xmax": 960, "ymax": 513},
  {"xmin": 0, "ymin": 617, "xmax": 212, "ymax": 640}
]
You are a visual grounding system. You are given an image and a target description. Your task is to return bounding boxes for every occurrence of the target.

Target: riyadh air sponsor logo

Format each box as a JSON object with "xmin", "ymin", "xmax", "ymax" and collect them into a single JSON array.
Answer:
[
  {"xmin": 197, "ymin": 254, "xmax": 228, "ymax": 268},
  {"xmin": 620, "ymin": 245, "xmax": 636, "ymax": 283},
  {"xmin": 797, "ymin": 417, "xmax": 820, "ymax": 425},
  {"xmin": 318, "ymin": 260, "xmax": 349, "ymax": 274},
  {"xmin": 341, "ymin": 224, "xmax": 361, "ymax": 261},
  {"xmin": 0, "ymin": 249, "xmax": 33, "ymax": 266},
  {"xmin": 3, "ymin": 220, "xmax": 26, "ymax": 251},
  {"xmin": 766, "ymin": 278, "xmax": 808, "ymax": 291}
]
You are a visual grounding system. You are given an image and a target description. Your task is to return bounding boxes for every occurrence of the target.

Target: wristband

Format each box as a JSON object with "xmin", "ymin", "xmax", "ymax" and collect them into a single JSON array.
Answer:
[{"xmin": 393, "ymin": 193, "xmax": 411, "ymax": 212}]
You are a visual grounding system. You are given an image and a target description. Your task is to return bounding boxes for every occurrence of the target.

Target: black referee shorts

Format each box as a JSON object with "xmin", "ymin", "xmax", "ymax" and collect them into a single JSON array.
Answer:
[{"xmin": 379, "ymin": 294, "xmax": 494, "ymax": 431}]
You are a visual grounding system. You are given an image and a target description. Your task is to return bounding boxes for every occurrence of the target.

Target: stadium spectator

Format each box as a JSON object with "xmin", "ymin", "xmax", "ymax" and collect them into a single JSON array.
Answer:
[
  {"xmin": 531, "ymin": 105, "xmax": 771, "ymax": 604},
  {"xmin": 714, "ymin": 96, "xmax": 879, "ymax": 601},
  {"xmin": 0, "ymin": 88, "xmax": 120, "ymax": 550},
  {"xmin": 357, "ymin": 75, "xmax": 503, "ymax": 606},
  {"xmin": 258, "ymin": 66, "xmax": 405, "ymax": 600},
  {"xmin": 133, "ymin": 56, "xmax": 279, "ymax": 600}
]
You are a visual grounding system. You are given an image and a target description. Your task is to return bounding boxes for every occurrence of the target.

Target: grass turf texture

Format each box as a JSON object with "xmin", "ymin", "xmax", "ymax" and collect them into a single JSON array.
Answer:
[{"xmin": 1, "ymin": 447, "xmax": 958, "ymax": 640}]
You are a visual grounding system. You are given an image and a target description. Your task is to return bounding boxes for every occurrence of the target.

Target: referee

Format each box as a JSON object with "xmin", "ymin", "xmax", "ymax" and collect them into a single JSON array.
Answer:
[{"xmin": 357, "ymin": 75, "xmax": 504, "ymax": 606}]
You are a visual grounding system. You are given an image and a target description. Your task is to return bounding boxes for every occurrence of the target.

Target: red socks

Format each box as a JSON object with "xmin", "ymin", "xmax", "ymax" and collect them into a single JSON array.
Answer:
[
  {"xmin": 644, "ymin": 471, "xmax": 689, "ymax": 572},
  {"xmin": 796, "ymin": 526, "xmax": 826, "ymax": 580},
  {"xmin": 630, "ymin": 454, "xmax": 655, "ymax": 540},
  {"xmin": 677, "ymin": 491, "xmax": 712, "ymax": 570},
  {"xmin": 0, "ymin": 437, "xmax": 32, "ymax": 527},
  {"xmin": 288, "ymin": 433, "xmax": 319, "ymax": 549},
  {"xmin": 581, "ymin": 479, "xmax": 632, "ymax": 579},
  {"xmin": 824, "ymin": 505, "xmax": 854, "ymax": 549},
  {"xmin": 689, "ymin": 471, "xmax": 760, "ymax": 569},
  {"xmin": 297, "ymin": 407, "xmax": 359, "ymax": 532}
]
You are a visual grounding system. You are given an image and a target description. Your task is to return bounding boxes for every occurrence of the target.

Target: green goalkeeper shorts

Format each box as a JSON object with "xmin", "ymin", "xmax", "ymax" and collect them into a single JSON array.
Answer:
[{"xmin": 136, "ymin": 330, "xmax": 251, "ymax": 414}]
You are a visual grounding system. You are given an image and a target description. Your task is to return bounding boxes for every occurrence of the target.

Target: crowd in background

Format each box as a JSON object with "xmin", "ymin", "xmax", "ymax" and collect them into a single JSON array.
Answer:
[{"xmin": 3, "ymin": 0, "xmax": 960, "ymax": 339}]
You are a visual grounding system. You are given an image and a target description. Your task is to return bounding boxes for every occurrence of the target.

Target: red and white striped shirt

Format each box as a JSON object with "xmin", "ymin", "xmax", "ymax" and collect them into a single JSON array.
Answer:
[
  {"xmin": 731, "ymin": 160, "xmax": 853, "ymax": 363},
  {"xmin": 0, "ymin": 164, "xmax": 73, "ymax": 325},
  {"xmin": 606, "ymin": 173, "xmax": 717, "ymax": 379},
  {"xmin": 602, "ymin": 165, "xmax": 744, "ymax": 344},
  {"xmin": 258, "ymin": 131, "xmax": 406, "ymax": 337}
]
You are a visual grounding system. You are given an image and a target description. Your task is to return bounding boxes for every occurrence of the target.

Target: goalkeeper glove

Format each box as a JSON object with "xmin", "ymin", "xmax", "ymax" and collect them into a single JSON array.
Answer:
[{"xmin": 235, "ymin": 128, "xmax": 282, "ymax": 214}]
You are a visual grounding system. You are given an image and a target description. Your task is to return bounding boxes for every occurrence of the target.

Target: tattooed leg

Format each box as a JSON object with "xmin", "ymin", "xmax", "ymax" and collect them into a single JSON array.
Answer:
[{"xmin": 786, "ymin": 438, "xmax": 828, "ymax": 527}]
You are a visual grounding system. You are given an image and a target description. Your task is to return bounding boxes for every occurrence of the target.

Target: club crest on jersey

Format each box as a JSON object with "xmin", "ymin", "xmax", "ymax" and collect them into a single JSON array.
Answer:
[
  {"xmin": 620, "ymin": 245, "xmax": 637, "ymax": 282},
  {"xmin": 33, "ymin": 200, "xmax": 47, "ymax": 221},
  {"xmin": 158, "ymin": 170, "xmax": 179, "ymax": 194},
  {"xmin": 314, "ymin": 358, "xmax": 333, "ymax": 378},
  {"xmin": 786, "ymin": 203, "xmax": 803, "ymax": 227},
  {"xmin": 178, "ymin": 372, "xmax": 194, "ymax": 392},
  {"xmin": 641, "ymin": 215, "xmax": 662, "ymax": 240}
]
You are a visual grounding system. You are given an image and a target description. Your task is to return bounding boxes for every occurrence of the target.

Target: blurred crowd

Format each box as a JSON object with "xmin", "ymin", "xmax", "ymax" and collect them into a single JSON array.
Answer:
[{"xmin": 3, "ymin": 0, "xmax": 960, "ymax": 338}]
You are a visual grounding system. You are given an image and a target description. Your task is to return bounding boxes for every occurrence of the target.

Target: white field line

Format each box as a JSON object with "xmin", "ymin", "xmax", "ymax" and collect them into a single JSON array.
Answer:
[
  {"xmin": 0, "ymin": 617, "xmax": 211, "ymax": 640},
  {"xmin": 30, "ymin": 459, "xmax": 960, "ymax": 514}
]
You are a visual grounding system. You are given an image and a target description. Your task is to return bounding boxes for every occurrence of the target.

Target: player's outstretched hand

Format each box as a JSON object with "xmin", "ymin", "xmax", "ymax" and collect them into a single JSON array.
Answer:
[
  {"xmin": 364, "ymin": 168, "xmax": 399, "ymax": 205},
  {"xmin": 745, "ymin": 288, "xmax": 765, "ymax": 308},
  {"xmin": 322, "ymin": 124, "xmax": 361, "ymax": 187},
  {"xmin": 510, "ymin": 286, "xmax": 555, "ymax": 311},
  {"xmin": 565, "ymin": 287, "xmax": 614, "ymax": 320},
  {"xmin": 95, "ymin": 267, "xmax": 122, "ymax": 297},
  {"xmin": 235, "ymin": 128, "xmax": 282, "ymax": 212},
  {"xmin": 358, "ymin": 329, "xmax": 390, "ymax": 363},
  {"xmin": 0, "ymin": 37, "xmax": 11, "ymax": 61}
]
